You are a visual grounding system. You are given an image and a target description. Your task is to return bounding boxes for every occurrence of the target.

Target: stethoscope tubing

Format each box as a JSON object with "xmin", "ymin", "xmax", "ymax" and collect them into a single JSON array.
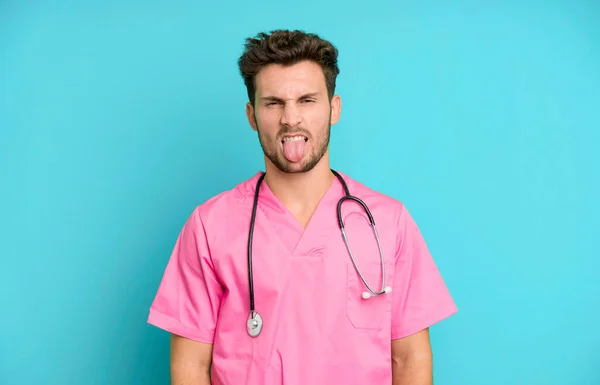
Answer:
[
  {"xmin": 247, "ymin": 172, "xmax": 265, "ymax": 315},
  {"xmin": 334, "ymin": 170, "xmax": 388, "ymax": 297},
  {"xmin": 246, "ymin": 169, "xmax": 390, "ymax": 337}
]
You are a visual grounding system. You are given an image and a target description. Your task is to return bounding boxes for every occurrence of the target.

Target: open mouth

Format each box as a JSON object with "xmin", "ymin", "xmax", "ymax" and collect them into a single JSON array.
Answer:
[
  {"xmin": 281, "ymin": 135, "xmax": 308, "ymax": 144},
  {"xmin": 281, "ymin": 135, "xmax": 308, "ymax": 162}
]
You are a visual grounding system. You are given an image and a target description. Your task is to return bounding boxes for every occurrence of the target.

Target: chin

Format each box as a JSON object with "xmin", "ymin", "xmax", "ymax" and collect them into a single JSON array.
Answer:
[
  {"xmin": 276, "ymin": 164, "xmax": 309, "ymax": 174},
  {"xmin": 280, "ymin": 159, "xmax": 321, "ymax": 174},
  {"xmin": 265, "ymin": 150, "xmax": 323, "ymax": 174}
]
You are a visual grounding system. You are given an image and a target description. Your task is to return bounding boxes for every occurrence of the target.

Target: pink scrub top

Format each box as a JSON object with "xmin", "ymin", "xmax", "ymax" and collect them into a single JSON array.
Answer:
[{"xmin": 147, "ymin": 171, "xmax": 457, "ymax": 385}]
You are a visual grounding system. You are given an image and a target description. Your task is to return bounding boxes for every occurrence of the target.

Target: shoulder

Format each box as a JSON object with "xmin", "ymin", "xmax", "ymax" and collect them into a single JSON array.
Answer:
[
  {"xmin": 186, "ymin": 171, "xmax": 262, "ymax": 231},
  {"xmin": 336, "ymin": 170, "xmax": 427, "ymax": 257},
  {"xmin": 335, "ymin": 170, "xmax": 408, "ymax": 221}
]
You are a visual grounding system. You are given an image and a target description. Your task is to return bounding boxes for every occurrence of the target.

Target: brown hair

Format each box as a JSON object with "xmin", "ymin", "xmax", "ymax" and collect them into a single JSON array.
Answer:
[{"xmin": 237, "ymin": 29, "xmax": 340, "ymax": 106}]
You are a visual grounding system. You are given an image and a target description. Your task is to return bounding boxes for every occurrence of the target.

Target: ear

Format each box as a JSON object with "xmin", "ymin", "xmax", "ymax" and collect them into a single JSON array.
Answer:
[
  {"xmin": 246, "ymin": 102, "xmax": 257, "ymax": 131},
  {"xmin": 329, "ymin": 95, "xmax": 342, "ymax": 125}
]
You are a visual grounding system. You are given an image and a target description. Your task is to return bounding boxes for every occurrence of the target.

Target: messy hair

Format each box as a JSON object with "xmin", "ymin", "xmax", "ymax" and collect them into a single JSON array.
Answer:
[{"xmin": 237, "ymin": 29, "xmax": 340, "ymax": 106}]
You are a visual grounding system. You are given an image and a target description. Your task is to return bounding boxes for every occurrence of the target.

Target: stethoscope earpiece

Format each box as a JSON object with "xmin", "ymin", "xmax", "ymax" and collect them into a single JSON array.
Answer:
[{"xmin": 362, "ymin": 286, "xmax": 392, "ymax": 299}]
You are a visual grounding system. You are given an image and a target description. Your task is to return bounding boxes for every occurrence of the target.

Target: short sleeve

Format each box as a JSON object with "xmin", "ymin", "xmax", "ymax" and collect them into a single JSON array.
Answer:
[
  {"xmin": 147, "ymin": 207, "xmax": 223, "ymax": 344},
  {"xmin": 390, "ymin": 205, "xmax": 457, "ymax": 340}
]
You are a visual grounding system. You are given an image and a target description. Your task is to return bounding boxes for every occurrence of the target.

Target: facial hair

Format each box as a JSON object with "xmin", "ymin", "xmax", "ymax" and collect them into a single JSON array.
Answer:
[{"xmin": 255, "ymin": 114, "xmax": 331, "ymax": 174}]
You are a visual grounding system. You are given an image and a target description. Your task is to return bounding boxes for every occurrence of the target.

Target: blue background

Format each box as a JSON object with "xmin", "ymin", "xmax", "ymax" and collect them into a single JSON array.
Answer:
[{"xmin": 1, "ymin": 1, "xmax": 599, "ymax": 384}]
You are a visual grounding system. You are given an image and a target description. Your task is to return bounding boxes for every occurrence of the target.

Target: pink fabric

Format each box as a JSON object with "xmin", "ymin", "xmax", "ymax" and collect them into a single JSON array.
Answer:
[{"xmin": 147, "ymin": 171, "xmax": 457, "ymax": 385}]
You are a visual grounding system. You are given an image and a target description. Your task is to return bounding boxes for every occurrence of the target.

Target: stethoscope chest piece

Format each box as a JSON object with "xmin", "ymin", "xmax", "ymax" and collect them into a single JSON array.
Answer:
[{"xmin": 247, "ymin": 311, "xmax": 263, "ymax": 337}]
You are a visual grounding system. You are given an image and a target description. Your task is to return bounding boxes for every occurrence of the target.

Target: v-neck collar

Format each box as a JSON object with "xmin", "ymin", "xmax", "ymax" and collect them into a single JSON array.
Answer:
[{"xmin": 243, "ymin": 171, "xmax": 346, "ymax": 257}]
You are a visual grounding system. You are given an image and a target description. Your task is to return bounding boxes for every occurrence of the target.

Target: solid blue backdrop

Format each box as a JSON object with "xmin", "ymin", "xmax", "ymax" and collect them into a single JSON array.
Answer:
[{"xmin": 1, "ymin": 1, "xmax": 599, "ymax": 384}]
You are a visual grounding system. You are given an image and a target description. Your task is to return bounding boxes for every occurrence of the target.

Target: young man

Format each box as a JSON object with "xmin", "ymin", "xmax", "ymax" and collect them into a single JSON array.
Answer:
[{"xmin": 147, "ymin": 29, "xmax": 457, "ymax": 385}]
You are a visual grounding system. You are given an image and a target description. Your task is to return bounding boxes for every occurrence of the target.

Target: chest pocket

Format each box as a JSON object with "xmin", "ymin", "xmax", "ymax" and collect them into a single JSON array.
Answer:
[{"xmin": 346, "ymin": 262, "xmax": 392, "ymax": 330}]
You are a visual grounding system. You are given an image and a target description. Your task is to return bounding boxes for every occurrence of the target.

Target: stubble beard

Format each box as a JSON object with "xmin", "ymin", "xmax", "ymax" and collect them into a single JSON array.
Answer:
[{"xmin": 256, "ymin": 120, "xmax": 331, "ymax": 174}]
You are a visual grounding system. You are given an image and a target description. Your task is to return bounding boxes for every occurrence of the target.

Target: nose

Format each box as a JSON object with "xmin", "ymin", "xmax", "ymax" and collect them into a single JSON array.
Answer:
[{"xmin": 280, "ymin": 104, "xmax": 302, "ymax": 128}]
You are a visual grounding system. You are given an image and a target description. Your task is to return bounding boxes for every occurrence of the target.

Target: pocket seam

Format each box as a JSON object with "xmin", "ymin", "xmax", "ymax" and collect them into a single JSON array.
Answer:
[{"xmin": 345, "ymin": 262, "xmax": 390, "ymax": 330}]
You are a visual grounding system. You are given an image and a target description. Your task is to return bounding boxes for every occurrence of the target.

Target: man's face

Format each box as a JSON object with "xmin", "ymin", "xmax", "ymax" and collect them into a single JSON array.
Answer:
[{"xmin": 246, "ymin": 60, "xmax": 341, "ymax": 174}]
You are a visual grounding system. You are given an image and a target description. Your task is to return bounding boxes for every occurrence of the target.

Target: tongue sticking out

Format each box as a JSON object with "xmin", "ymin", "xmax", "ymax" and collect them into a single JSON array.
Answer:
[{"xmin": 282, "ymin": 138, "xmax": 307, "ymax": 162}]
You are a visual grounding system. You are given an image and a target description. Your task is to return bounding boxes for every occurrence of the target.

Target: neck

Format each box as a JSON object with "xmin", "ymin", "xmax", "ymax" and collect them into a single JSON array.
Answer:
[{"xmin": 263, "ymin": 157, "xmax": 335, "ymax": 227}]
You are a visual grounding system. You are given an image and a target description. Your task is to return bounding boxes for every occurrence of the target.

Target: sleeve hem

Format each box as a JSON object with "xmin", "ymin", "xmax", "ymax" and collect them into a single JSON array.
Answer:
[
  {"xmin": 147, "ymin": 308, "xmax": 214, "ymax": 344},
  {"xmin": 390, "ymin": 305, "xmax": 458, "ymax": 340}
]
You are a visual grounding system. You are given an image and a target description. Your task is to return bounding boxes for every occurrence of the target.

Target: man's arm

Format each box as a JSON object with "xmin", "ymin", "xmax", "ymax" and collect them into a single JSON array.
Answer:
[
  {"xmin": 391, "ymin": 328, "xmax": 433, "ymax": 385},
  {"xmin": 170, "ymin": 334, "xmax": 213, "ymax": 385}
]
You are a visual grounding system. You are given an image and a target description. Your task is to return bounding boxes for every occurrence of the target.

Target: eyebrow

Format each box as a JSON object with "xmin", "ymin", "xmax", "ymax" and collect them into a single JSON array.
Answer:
[{"xmin": 260, "ymin": 92, "xmax": 321, "ymax": 102}]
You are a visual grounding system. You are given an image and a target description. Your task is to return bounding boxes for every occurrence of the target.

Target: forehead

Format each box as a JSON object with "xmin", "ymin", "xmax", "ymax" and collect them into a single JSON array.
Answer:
[{"xmin": 254, "ymin": 60, "xmax": 327, "ymax": 98}]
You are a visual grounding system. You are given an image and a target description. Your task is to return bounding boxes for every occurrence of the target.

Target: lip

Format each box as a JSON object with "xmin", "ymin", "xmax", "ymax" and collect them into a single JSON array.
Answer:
[{"xmin": 280, "ymin": 133, "xmax": 308, "ymax": 142}]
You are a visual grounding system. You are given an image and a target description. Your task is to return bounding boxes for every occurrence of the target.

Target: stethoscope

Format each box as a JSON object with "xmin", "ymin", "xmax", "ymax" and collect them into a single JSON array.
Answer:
[{"xmin": 246, "ymin": 169, "xmax": 392, "ymax": 337}]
